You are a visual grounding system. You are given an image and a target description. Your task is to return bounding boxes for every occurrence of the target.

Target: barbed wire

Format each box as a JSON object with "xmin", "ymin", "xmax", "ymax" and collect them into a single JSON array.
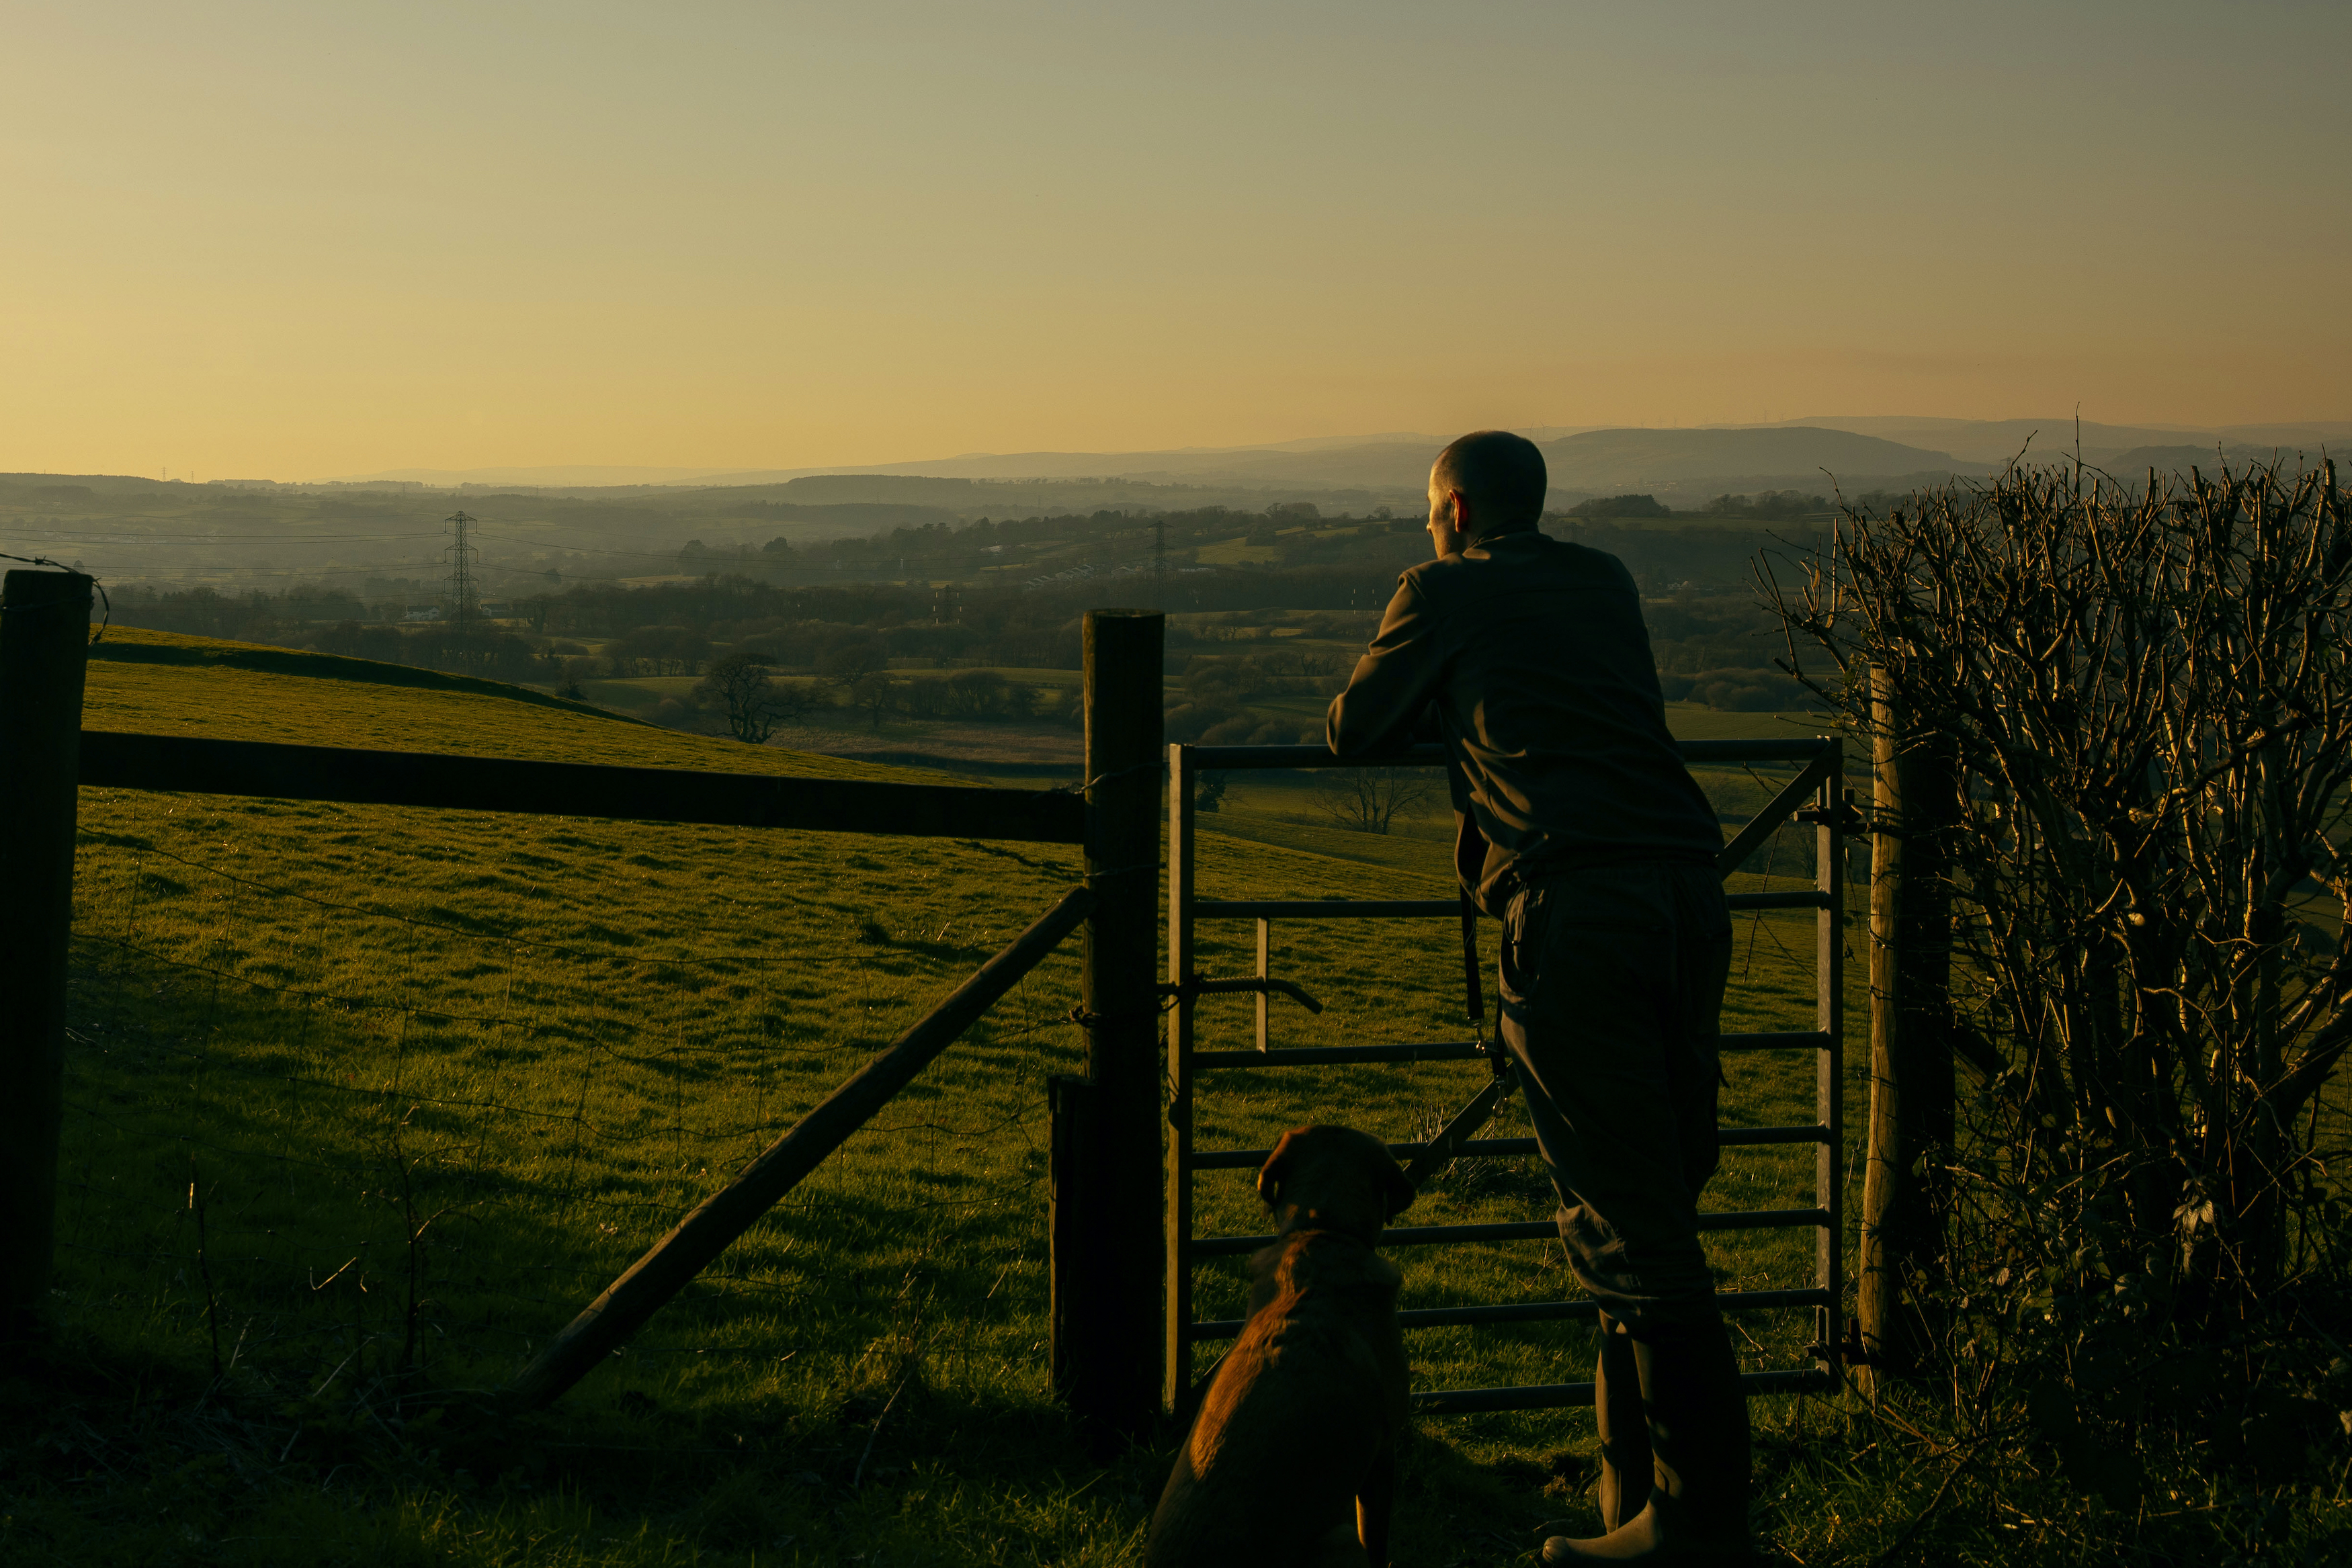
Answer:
[{"xmin": 0, "ymin": 552, "xmax": 112, "ymax": 639}]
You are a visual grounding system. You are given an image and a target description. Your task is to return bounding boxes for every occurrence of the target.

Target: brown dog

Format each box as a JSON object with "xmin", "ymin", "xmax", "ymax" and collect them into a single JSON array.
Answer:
[{"xmin": 1147, "ymin": 1125, "xmax": 1417, "ymax": 1568}]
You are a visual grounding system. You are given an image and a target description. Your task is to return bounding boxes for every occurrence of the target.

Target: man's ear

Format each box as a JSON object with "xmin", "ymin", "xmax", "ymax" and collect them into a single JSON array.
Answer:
[
  {"xmin": 1257, "ymin": 1127, "xmax": 1306, "ymax": 1208},
  {"xmin": 1384, "ymin": 1160, "xmax": 1417, "ymax": 1222},
  {"xmin": 1448, "ymin": 488, "xmax": 1474, "ymax": 540}
]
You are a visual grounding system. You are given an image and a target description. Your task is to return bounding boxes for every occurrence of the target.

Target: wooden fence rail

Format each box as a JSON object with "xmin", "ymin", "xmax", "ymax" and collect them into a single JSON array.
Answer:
[
  {"xmin": 505, "ymin": 884, "xmax": 1097, "ymax": 1409},
  {"xmin": 79, "ymin": 730, "xmax": 1085, "ymax": 843}
]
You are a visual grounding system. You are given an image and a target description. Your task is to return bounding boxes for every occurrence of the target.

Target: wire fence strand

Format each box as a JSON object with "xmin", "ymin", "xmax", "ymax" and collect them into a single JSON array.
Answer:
[{"xmin": 55, "ymin": 814, "xmax": 1085, "ymax": 1410}]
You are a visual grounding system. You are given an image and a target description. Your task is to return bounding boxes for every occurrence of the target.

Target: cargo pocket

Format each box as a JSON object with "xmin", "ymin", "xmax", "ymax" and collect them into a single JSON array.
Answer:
[{"xmin": 1499, "ymin": 886, "xmax": 1546, "ymax": 1010}]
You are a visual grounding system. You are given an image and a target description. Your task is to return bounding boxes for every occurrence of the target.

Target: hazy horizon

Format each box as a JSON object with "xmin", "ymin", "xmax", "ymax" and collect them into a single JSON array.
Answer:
[
  {"xmin": 7, "ymin": 3, "xmax": 2345, "ymax": 480},
  {"xmin": 56, "ymin": 412, "xmax": 2343, "ymax": 492}
]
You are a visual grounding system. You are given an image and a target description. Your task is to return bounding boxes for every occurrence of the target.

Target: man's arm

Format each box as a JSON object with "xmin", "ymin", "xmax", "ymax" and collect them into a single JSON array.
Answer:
[{"xmin": 1326, "ymin": 576, "xmax": 1445, "ymax": 757}]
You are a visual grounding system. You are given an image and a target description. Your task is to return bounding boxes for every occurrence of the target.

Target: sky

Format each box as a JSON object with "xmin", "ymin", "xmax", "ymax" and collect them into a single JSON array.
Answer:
[{"xmin": 4, "ymin": 1, "xmax": 2345, "ymax": 480}]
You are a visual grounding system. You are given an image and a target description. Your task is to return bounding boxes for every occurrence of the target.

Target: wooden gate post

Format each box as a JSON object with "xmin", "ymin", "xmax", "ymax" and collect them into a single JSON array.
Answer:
[
  {"xmin": 1858, "ymin": 664, "xmax": 1955, "ymax": 1391},
  {"xmin": 0, "ymin": 570, "xmax": 93, "ymax": 1339},
  {"xmin": 1859, "ymin": 666, "xmax": 1906, "ymax": 1392},
  {"xmin": 1054, "ymin": 609, "xmax": 1164, "ymax": 1442}
]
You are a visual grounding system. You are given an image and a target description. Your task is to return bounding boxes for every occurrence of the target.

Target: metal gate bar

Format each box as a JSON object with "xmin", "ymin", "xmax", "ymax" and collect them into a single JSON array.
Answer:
[
  {"xmin": 1188, "ymin": 1284, "xmax": 1835, "ymax": 1342},
  {"xmin": 1165, "ymin": 738, "xmax": 1847, "ymax": 1415}
]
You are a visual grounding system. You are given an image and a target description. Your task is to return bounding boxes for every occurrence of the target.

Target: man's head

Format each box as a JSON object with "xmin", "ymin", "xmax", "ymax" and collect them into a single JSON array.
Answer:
[{"xmin": 1427, "ymin": 429, "xmax": 1548, "ymax": 558}]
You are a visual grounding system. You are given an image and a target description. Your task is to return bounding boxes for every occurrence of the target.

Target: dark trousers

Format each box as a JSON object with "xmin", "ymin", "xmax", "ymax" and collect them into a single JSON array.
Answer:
[{"xmin": 1498, "ymin": 860, "xmax": 1734, "ymax": 1329}]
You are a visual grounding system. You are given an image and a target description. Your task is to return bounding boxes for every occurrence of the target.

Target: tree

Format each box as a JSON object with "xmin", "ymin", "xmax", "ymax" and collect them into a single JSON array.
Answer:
[
  {"xmin": 850, "ymin": 670, "xmax": 898, "ymax": 730},
  {"xmin": 818, "ymin": 634, "xmax": 886, "ymax": 685},
  {"xmin": 607, "ymin": 624, "xmax": 710, "ymax": 676},
  {"xmin": 694, "ymin": 650, "xmax": 794, "ymax": 742},
  {"xmin": 902, "ymin": 676, "xmax": 948, "ymax": 720},
  {"xmin": 1310, "ymin": 766, "xmax": 1435, "ymax": 834},
  {"xmin": 946, "ymin": 668, "xmax": 1007, "ymax": 719}
]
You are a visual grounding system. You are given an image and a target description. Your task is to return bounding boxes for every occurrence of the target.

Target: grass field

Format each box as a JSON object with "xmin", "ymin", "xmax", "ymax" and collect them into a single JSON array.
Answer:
[{"xmin": 7, "ymin": 628, "xmax": 1897, "ymax": 1567}]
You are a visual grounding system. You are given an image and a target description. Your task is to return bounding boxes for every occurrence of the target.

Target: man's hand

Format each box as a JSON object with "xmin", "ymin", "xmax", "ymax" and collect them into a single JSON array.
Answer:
[{"xmin": 1454, "ymin": 811, "xmax": 1490, "ymax": 902}]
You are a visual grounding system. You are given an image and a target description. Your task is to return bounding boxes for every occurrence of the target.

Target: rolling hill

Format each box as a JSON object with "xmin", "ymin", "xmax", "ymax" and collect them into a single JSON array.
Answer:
[{"xmin": 1536, "ymin": 426, "xmax": 1982, "ymax": 493}]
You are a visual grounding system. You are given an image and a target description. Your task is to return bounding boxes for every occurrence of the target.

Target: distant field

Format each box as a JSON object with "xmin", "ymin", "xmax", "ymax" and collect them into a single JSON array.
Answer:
[
  {"xmin": 15, "ymin": 633, "xmax": 1866, "ymax": 1567},
  {"xmin": 1191, "ymin": 537, "xmax": 1286, "ymax": 566}
]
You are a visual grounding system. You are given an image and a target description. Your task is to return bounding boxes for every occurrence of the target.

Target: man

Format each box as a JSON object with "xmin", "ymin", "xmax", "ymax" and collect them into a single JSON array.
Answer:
[{"xmin": 1327, "ymin": 431, "xmax": 1749, "ymax": 1565}]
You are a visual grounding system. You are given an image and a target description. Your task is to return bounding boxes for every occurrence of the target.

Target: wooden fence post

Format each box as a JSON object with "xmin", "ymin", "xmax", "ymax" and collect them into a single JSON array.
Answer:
[
  {"xmin": 1048, "ymin": 1071, "xmax": 1094, "ymax": 1399},
  {"xmin": 1858, "ymin": 664, "xmax": 1955, "ymax": 1391},
  {"xmin": 0, "ymin": 570, "xmax": 93, "ymax": 1339},
  {"xmin": 1054, "ymin": 608, "xmax": 1164, "ymax": 1442}
]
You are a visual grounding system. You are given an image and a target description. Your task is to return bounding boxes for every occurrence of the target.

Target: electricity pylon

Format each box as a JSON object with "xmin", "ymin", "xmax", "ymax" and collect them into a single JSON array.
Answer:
[{"xmin": 444, "ymin": 511, "xmax": 480, "ymax": 627}]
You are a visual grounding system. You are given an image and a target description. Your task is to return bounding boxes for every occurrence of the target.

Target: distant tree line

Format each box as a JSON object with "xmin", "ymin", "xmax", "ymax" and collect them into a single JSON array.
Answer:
[
  {"xmin": 675, "ymin": 503, "xmax": 1433, "ymax": 582},
  {"xmin": 105, "ymin": 505, "xmax": 1833, "ymax": 716},
  {"xmin": 310, "ymin": 620, "xmax": 542, "ymax": 681},
  {"xmin": 108, "ymin": 566, "xmax": 1814, "ymax": 714},
  {"xmin": 1697, "ymin": 488, "xmax": 1833, "ymax": 519}
]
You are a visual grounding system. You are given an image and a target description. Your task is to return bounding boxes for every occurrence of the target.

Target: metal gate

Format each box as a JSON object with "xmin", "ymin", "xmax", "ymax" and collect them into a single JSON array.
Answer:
[{"xmin": 1164, "ymin": 738, "xmax": 1849, "ymax": 1415}]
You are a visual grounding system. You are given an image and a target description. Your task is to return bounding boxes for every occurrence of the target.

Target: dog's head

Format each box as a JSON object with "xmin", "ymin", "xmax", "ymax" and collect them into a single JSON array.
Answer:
[{"xmin": 1256, "ymin": 1124, "xmax": 1416, "ymax": 1240}]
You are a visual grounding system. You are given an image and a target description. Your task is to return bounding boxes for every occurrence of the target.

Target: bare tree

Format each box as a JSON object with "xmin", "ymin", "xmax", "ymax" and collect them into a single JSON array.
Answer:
[
  {"xmin": 1311, "ymin": 765, "xmax": 1435, "ymax": 834},
  {"xmin": 1767, "ymin": 457, "xmax": 2352, "ymax": 1368},
  {"xmin": 694, "ymin": 650, "xmax": 794, "ymax": 742}
]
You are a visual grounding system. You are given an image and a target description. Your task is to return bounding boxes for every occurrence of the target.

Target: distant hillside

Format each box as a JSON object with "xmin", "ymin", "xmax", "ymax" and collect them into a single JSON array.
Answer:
[
  {"xmin": 326, "ymin": 464, "xmax": 736, "ymax": 488},
  {"xmin": 692, "ymin": 440, "xmax": 1442, "ymax": 488},
  {"xmin": 2097, "ymin": 445, "xmax": 2330, "ymax": 480},
  {"xmin": 691, "ymin": 429, "xmax": 1973, "ymax": 499},
  {"xmin": 670, "ymin": 472, "xmax": 1418, "ymax": 517},
  {"xmin": 1536, "ymin": 427, "xmax": 1984, "ymax": 496},
  {"xmin": 88, "ymin": 625, "xmax": 640, "ymax": 724},
  {"xmin": 1785, "ymin": 416, "xmax": 2349, "ymax": 467},
  {"xmin": 304, "ymin": 418, "xmax": 2343, "ymax": 500}
]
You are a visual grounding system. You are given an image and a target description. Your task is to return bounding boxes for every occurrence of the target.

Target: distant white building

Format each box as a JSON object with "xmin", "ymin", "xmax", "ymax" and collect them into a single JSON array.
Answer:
[{"xmin": 402, "ymin": 606, "xmax": 443, "ymax": 623}]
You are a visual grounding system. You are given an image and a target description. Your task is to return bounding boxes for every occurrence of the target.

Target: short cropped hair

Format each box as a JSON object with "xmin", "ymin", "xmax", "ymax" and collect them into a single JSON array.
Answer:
[{"xmin": 1432, "ymin": 430, "xmax": 1548, "ymax": 536}]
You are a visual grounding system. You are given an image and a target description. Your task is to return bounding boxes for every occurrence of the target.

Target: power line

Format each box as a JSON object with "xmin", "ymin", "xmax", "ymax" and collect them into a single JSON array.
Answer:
[
  {"xmin": 19, "ymin": 560, "xmax": 438, "ymax": 580},
  {"xmin": 0, "ymin": 529, "xmax": 439, "ymax": 543}
]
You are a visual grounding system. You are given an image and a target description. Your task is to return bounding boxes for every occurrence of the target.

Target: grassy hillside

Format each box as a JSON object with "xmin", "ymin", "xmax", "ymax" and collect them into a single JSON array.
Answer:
[
  {"xmin": 85, "ymin": 626, "xmax": 902, "ymax": 778},
  {"xmin": 13, "ymin": 634, "xmax": 1885, "ymax": 1567}
]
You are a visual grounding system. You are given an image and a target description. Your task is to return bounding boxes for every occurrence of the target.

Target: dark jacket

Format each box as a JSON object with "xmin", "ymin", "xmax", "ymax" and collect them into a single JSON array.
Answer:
[{"xmin": 1325, "ymin": 529, "xmax": 1720, "ymax": 912}]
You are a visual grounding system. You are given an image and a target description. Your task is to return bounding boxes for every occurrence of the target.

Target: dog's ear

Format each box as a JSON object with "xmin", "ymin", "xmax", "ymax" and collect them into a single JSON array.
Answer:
[
  {"xmin": 1257, "ymin": 1127, "xmax": 1307, "ymax": 1208},
  {"xmin": 1382, "ymin": 1156, "xmax": 1417, "ymax": 1222}
]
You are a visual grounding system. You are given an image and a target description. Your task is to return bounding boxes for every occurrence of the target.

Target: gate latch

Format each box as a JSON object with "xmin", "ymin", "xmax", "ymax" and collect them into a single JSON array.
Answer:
[{"xmin": 1794, "ymin": 788, "xmax": 1867, "ymax": 837}]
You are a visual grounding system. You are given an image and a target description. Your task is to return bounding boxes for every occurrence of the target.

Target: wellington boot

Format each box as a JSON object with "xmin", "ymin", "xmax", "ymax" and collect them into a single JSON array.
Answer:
[
  {"xmin": 1593, "ymin": 1311, "xmax": 1652, "ymax": 1532},
  {"xmin": 1541, "ymin": 1316, "xmax": 1751, "ymax": 1565}
]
